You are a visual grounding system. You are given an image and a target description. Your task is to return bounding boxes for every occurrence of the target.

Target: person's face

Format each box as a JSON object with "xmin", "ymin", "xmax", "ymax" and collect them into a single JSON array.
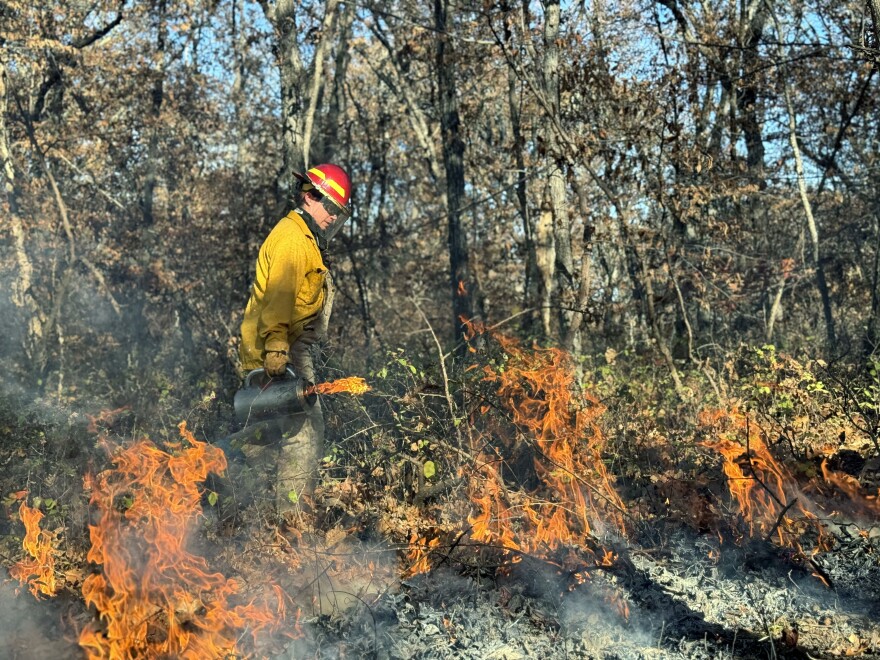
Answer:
[{"xmin": 302, "ymin": 192, "xmax": 338, "ymax": 230}]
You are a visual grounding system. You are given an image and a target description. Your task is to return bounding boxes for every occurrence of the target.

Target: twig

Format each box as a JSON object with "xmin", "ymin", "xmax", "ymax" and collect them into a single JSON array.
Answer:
[
  {"xmin": 80, "ymin": 255, "xmax": 122, "ymax": 317},
  {"xmin": 807, "ymin": 556, "xmax": 834, "ymax": 589},
  {"xmin": 413, "ymin": 298, "xmax": 465, "ymax": 446},
  {"xmin": 743, "ymin": 415, "xmax": 786, "ymax": 510},
  {"xmin": 413, "ymin": 476, "xmax": 463, "ymax": 506},
  {"xmin": 764, "ymin": 497, "xmax": 798, "ymax": 543},
  {"xmin": 54, "ymin": 152, "xmax": 126, "ymax": 210},
  {"xmin": 435, "ymin": 529, "xmax": 468, "ymax": 569},
  {"xmin": 431, "ymin": 437, "xmax": 476, "ymax": 464},
  {"xmin": 529, "ymin": 441, "xmax": 633, "ymax": 523},
  {"xmin": 487, "ymin": 308, "xmax": 537, "ymax": 332}
]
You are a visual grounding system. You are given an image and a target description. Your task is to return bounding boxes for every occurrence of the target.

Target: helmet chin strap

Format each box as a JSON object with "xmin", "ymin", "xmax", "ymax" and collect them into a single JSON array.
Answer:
[
  {"xmin": 295, "ymin": 207, "xmax": 331, "ymax": 249},
  {"xmin": 297, "ymin": 201, "xmax": 348, "ymax": 244}
]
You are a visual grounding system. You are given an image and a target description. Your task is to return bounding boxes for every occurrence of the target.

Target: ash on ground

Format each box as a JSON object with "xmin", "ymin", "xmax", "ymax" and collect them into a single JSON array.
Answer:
[{"xmin": 292, "ymin": 526, "xmax": 880, "ymax": 659}]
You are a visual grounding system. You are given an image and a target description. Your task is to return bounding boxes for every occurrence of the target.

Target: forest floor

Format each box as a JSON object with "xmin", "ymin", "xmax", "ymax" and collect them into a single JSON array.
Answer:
[
  {"xmin": 3, "ymin": 461, "xmax": 879, "ymax": 660},
  {"xmin": 3, "ymin": 520, "xmax": 878, "ymax": 659},
  {"xmin": 2, "ymin": 364, "xmax": 880, "ymax": 659},
  {"xmin": 272, "ymin": 518, "xmax": 880, "ymax": 659}
]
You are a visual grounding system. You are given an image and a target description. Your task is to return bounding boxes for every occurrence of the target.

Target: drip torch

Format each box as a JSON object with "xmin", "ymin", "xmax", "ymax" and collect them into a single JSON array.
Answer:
[{"xmin": 233, "ymin": 367, "xmax": 316, "ymax": 424}]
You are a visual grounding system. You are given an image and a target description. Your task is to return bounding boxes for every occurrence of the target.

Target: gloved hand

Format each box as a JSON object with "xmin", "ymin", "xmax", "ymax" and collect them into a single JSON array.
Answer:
[{"xmin": 263, "ymin": 339, "xmax": 289, "ymax": 377}]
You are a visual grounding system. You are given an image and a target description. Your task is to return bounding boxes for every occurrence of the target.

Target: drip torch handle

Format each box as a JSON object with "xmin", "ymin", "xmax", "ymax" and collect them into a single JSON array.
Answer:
[{"xmin": 243, "ymin": 367, "xmax": 298, "ymax": 388}]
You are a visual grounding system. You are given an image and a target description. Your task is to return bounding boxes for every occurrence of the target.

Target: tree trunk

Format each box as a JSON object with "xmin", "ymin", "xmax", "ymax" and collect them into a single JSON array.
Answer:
[
  {"xmin": 867, "ymin": 210, "xmax": 880, "ymax": 351},
  {"xmin": 321, "ymin": 1, "xmax": 355, "ymax": 164},
  {"xmin": 541, "ymin": 0, "xmax": 574, "ymax": 340},
  {"xmin": 502, "ymin": 0, "xmax": 536, "ymax": 324},
  {"xmin": 269, "ymin": 0, "xmax": 307, "ymax": 197},
  {"xmin": 564, "ymin": 175, "xmax": 596, "ymax": 351},
  {"xmin": 1, "ymin": 53, "xmax": 47, "ymax": 369},
  {"xmin": 535, "ymin": 189, "xmax": 556, "ymax": 338},
  {"xmin": 232, "ymin": 0, "xmax": 250, "ymax": 172},
  {"xmin": 301, "ymin": 0, "xmax": 340, "ymax": 167},
  {"xmin": 773, "ymin": 11, "xmax": 836, "ymax": 347},
  {"xmin": 142, "ymin": 0, "xmax": 167, "ymax": 227},
  {"xmin": 869, "ymin": 0, "xmax": 880, "ymax": 61},
  {"xmin": 0, "ymin": 53, "xmax": 19, "ymax": 217},
  {"xmin": 435, "ymin": 0, "xmax": 473, "ymax": 342},
  {"xmin": 737, "ymin": 0, "xmax": 769, "ymax": 180}
]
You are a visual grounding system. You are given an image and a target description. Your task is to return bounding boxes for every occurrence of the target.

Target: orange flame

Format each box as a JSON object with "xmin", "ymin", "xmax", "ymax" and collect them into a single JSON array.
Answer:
[
  {"xmin": 9, "ymin": 500, "xmax": 59, "ymax": 598},
  {"xmin": 78, "ymin": 421, "xmax": 289, "ymax": 658},
  {"xmin": 820, "ymin": 459, "xmax": 880, "ymax": 517},
  {"xmin": 474, "ymin": 324, "xmax": 627, "ymax": 551},
  {"xmin": 85, "ymin": 406, "xmax": 130, "ymax": 434},
  {"xmin": 307, "ymin": 377, "xmax": 371, "ymax": 396},
  {"xmin": 700, "ymin": 408, "xmax": 832, "ymax": 557},
  {"xmin": 409, "ymin": 320, "xmax": 628, "ymax": 610},
  {"xmin": 405, "ymin": 534, "xmax": 441, "ymax": 577}
]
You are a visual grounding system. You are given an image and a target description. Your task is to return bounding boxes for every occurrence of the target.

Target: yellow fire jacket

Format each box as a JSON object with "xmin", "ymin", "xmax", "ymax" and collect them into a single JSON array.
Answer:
[{"xmin": 239, "ymin": 210, "xmax": 326, "ymax": 371}]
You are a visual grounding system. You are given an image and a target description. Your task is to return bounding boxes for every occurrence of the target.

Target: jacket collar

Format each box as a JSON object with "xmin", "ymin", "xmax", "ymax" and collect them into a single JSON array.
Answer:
[{"xmin": 287, "ymin": 209, "xmax": 318, "ymax": 243}]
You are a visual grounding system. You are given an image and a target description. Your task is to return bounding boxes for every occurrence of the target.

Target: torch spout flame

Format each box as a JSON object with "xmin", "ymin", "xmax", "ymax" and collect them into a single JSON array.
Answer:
[{"xmin": 306, "ymin": 377, "xmax": 371, "ymax": 396}]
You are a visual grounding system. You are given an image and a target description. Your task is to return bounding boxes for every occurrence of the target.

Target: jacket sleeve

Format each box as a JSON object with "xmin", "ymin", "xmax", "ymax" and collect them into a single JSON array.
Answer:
[{"xmin": 257, "ymin": 232, "xmax": 308, "ymax": 351}]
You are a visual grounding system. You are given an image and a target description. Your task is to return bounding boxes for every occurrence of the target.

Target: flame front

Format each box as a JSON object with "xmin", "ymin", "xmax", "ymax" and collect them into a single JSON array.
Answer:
[
  {"xmin": 699, "ymin": 408, "xmax": 833, "ymax": 560},
  {"xmin": 78, "ymin": 421, "xmax": 288, "ymax": 658},
  {"xmin": 820, "ymin": 459, "xmax": 880, "ymax": 517},
  {"xmin": 407, "ymin": 322, "xmax": 628, "ymax": 601},
  {"xmin": 468, "ymin": 327, "xmax": 627, "ymax": 561}
]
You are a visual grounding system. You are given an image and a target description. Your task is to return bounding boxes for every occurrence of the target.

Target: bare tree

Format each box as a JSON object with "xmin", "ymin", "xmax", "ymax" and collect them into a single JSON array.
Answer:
[
  {"xmin": 657, "ymin": 0, "xmax": 770, "ymax": 179},
  {"xmin": 142, "ymin": 0, "xmax": 167, "ymax": 227},
  {"xmin": 541, "ymin": 0, "xmax": 574, "ymax": 339},
  {"xmin": 367, "ymin": 15, "xmax": 444, "ymax": 184},
  {"xmin": 772, "ymin": 8, "xmax": 836, "ymax": 347},
  {"xmin": 435, "ymin": 0, "xmax": 473, "ymax": 342}
]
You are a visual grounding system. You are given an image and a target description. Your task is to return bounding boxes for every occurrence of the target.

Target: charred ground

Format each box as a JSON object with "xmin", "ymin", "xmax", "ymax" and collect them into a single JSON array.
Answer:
[{"xmin": 2, "ymin": 331, "xmax": 880, "ymax": 659}]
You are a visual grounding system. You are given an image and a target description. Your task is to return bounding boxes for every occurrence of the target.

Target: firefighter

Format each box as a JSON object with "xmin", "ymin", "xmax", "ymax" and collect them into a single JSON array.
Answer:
[{"xmin": 237, "ymin": 163, "xmax": 352, "ymax": 519}]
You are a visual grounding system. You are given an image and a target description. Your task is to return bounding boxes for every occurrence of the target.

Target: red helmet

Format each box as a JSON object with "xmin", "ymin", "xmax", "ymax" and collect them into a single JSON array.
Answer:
[{"xmin": 295, "ymin": 163, "xmax": 352, "ymax": 219}]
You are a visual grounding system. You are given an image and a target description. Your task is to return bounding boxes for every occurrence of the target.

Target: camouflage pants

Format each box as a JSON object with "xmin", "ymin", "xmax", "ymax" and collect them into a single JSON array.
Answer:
[
  {"xmin": 219, "ymin": 275, "xmax": 334, "ymax": 517},
  {"xmin": 274, "ymin": 342, "xmax": 324, "ymax": 515},
  {"xmin": 215, "ymin": 344, "xmax": 324, "ymax": 518}
]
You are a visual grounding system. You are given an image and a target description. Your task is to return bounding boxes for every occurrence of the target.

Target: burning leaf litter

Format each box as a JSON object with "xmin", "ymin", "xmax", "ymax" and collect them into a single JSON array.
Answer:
[
  {"xmin": 699, "ymin": 407, "xmax": 880, "ymax": 587},
  {"xmin": 10, "ymin": 499, "xmax": 60, "ymax": 599},
  {"xmin": 13, "ymin": 423, "xmax": 296, "ymax": 658},
  {"xmin": 407, "ymin": 321, "xmax": 630, "ymax": 613},
  {"xmin": 80, "ymin": 422, "xmax": 299, "ymax": 658},
  {"xmin": 4, "ymin": 331, "xmax": 880, "ymax": 658}
]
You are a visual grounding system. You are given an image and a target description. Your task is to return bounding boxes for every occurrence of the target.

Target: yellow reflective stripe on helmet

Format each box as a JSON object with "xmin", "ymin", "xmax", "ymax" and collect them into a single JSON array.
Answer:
[{"xmin": 308, "ymin": 167, "xmax": 347, "ymax": 200}]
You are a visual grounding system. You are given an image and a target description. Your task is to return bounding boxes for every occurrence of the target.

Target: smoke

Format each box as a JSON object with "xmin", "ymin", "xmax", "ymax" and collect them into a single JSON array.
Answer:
[
  {"xmin": 0, "ymin": 580, "xmax": 79, "ymax": 658},
  {"xmin": 192, "ymin": 514, "xmax": 405, "ymax": 658},
  {"xmin": 0, "ymin": 272, "xmax": 27, "ymax": 375},
  {"xmin": 560, "ymin": 587, "xmax": 659, "ymax": 656}
]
